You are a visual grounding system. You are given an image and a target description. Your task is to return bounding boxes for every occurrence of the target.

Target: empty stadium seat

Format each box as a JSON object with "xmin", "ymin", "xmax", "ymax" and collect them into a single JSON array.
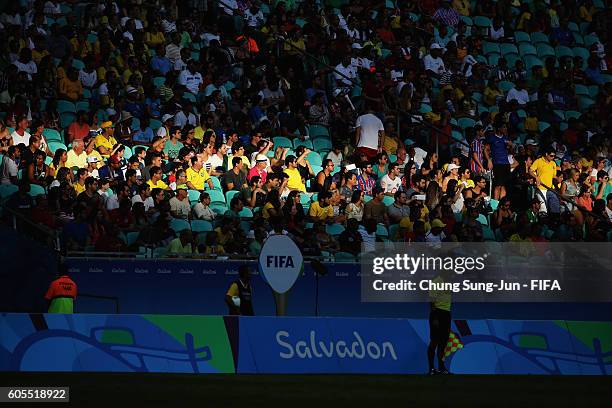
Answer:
[
  {"xmin": 191, "ymin": 220, "xmax": 213, "ymax": 232},
  {"xmin": 57, "ymin": 100, "xmax": 76, "ymax": 114},
  {"xmin": 307, "ymin": 151, "xmax": 323, "ymax": 166},
  {"xmin": 48, "ymin": 141, "xmax": 67, "ymax": 154},
  {"xmin": 170, "ymin": 219, "xmax": 190, "ymax": 233},
  {"xmin": 273, "ymin": 136, "xmax": 292, "ymax": 149},
  {"xmin": 312, "ymin": 138, "xmax": 332, "ymax": 153},
  {"xmin": 308, "ymin": 125, "xmax": 329, "ymax": 138},
  {"xmin": 326, "ymin": 224, "xmax": 345, "ymax": 236}
]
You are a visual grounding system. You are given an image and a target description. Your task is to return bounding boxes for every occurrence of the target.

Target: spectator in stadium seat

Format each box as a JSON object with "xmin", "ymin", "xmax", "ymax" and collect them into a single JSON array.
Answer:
[
  {"xmin": 163, "ymin": 126, "xmax": 184, "ymax": 161},
  {"xmin": 387, "ymin": 190, "xmax": 412, "ymax": 224},
  {"xmin": 225, "ymin": 156, "xmax": 248, "ymax": 192},
  {"xmin": 363, "ymin": 186, "xmax": 389, "ymax": 225},
  {"xmin": 186, "ymin": 155, "xmax": 213, "ymax": 191},
  {"xmin": 0, "ymin": 145, "xmax": 20, "ymax": 185},
  {"xmin": 358, "ymin": 218, "xmax": 378, "ymax": 253},
  {"xmin": 339, "ymin": 172, "xmax": 358, "ymax": 202},
  {"xmin": 357, "ymin": 161, "xmax": 376, "ymax": 196},
  {"xmin": 424, "ymin": 43, "xmax": 446, "ymax": 79},
  {"xmin": 380, "ymin": 162, "xmax": 402, "ymax": 196},
  {"xmin": 166, "ymin": 229, "xmax": 198, "ymax": 256},
  {"xmin": 313, "ymin": 159, "xmax": 336, "ymax": 193},
  {"xmin": 247, "ymin": 154, "xmax": 268, "ymax": 184},
  {"xmin": 94, "ymin": 122, "xmax": 117, "ymax": 158},
  {"xmin": 283, "ymin": 155, "xmax": 306, "ymax": 193},
  {"xmin": 147, "ymin": 165, "xmax": 171, "ymax": 191},
  {"xmin": 308, "ymin": 191, "xmax": 334, "ymax": 223},
  {"xmin": 66, "ymin": 111, "xmax": 90, "ymax": 143},
  {"xmin": 338, "ymin": 218, "xmax": 363, "ymax": 255},
  {"xmin": 549, "ymin": 18, "xmax": 574, "ymax": 47},
  {"xmin": 98, "ymin": 154, "xmax": 125, "ymax": 182},
  {"xmin": 58, "ymin": 67, "xmax": 83, "ymax": 101},
  {"xmin": 505, "ymin": 79, "xmax": 529, "ymax": 106},
  {"xmin": 107, "ymin": 182, "xmax": 131, "ymax": 211},
  {"xmin": 192, "ymin": 191, "xmax": 215, "ymax": 221},
  {"xmin": 225, "ymin": 196, "xmax": 244, "ymax": 219},
  {"xmin": 65, "ymin": 139, "xmax": 86, "ymax": 169},
  {"xmin": 593, "ymin": 170, "xmax": 612, "ymax": 201},
  {"xmin": 132, "ymin": 183, "xmax": 154, "ymax": 212},
  {"xmin": 169, "ymin": 187, "xmax": 190, "ymax": 220}
]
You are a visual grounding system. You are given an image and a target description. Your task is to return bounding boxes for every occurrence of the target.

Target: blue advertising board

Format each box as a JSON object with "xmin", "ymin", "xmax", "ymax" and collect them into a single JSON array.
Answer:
[
  {"xmin": 238, "ymin": 317, "xmax": 612, "ymax": 375},
  {"xmin": 2, "ymin": 314, "xmax": 609, "ymax": 375}
]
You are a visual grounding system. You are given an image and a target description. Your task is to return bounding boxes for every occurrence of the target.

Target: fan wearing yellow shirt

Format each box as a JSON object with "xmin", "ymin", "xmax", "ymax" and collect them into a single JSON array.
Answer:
[
  {"xmin": 529, "ymin": 147, "xmax": 560, "ymax": 214},
  {"xmin": 147, "ymin": 165, "xmax": 171, "ymax": 190},
  {"xmin": 94, "ymin": 122, "xmax": 118, "ymax": 158},
  {"xmin": 284, "ymin": 155, "xmax": 306, "ymax": 192},
  {"xmin": 186, "ymin": 156, "xmax": 214, "ymax": 191},
  {"xmin": 74, "ymin": 168, "xmax": 88, "ymax": 196},
  {"xmin": 307, "ymin": 191, "xmax": 334, "ymax": 222}
]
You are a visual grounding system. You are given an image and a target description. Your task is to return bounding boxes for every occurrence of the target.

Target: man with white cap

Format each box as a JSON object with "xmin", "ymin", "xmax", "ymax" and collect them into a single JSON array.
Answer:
[
  {"xmin": 524, "ymin": 139, "xmax": 539, "ymax": 156},
  {"xmin": 157, "ymin": 114, "xmax": 174, "ymax": 138},
  {"xmin": 442, "ymin": 163, "xmax": 461, "ymax": 191},
  {"xmin": 424, "ymin": 43, "xmax": 446, "ymax": 79},
  {"xmin": 248, "ymin": 154, "xmax": 268, "ymax": 184}
]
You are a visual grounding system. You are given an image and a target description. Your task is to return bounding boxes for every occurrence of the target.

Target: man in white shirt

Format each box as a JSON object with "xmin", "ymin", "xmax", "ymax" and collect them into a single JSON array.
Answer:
[
  {"xmin": 380, "ymin": 162, "xmax": 402, "ymax": 195},
  {"xmin": 355, "ymin": 110, "xmax": 384, "ymax": 160},
  {"xmin": 244, "ymin": 5, "xmax": 264, "ymax": 27},
  {"xmin": 334, "ymin": 56, "xmax": 358, "ymax": 89},
  {"xmin": 132, "ymin": 183, "xmax": 155, "ymax": 211},
  {"xmin": 174, "ymin": 102, "xmax": 198, "ymax": 128},
  {"xmin": 0, "ymin": 146, "xmax": 19, "ymax": 185},
  {"xmin": 326, "ymin": 146, "xmax": 343, "ymax": 168},
  {"xmin": 11, "ymin": 117, "xmax": 31, "ymax": 147},
  {"xmin": 206, "ymin": 144, "xmax": 227, "ymax": 176},
  {"xmin": 423, "ymin": 43, "xmax": 446, "ymax": 78},
  {"xmin": 106, "ymin": 182, "xmax": 131, "ymax": 211},
  {"xmin": 178, "ymin": 61, "xmax": 203, "ymax": 94},
  {"xmin": 192, "ymin": 191, "xmax": 216, "ymax": 221},
  {"xmin": 204, "ymin": 77, "xmax": 229, "ymax": 98},
  {"xmin": 13, "ymin": 48, "xmax": 37, "ymax": 81},
  {"xmin": 506, "ymin": 79, "xmax": 529, "ymax": 105},
  {"xmin": 169, "ymin": 188, "xmax": 190, "ymax": 220}
]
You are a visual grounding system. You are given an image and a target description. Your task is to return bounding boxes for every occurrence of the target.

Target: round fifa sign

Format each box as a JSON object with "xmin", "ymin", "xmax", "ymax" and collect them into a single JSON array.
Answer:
[{"xmin": 258, "ymin": 234, "xmax": 304, "ymax": 294}]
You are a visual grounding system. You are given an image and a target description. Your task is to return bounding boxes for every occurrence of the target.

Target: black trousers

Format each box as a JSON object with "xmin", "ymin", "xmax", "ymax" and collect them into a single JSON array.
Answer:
[{"xmin": 429, "ymin": 308, "xmax": 451, "ymax": 345}]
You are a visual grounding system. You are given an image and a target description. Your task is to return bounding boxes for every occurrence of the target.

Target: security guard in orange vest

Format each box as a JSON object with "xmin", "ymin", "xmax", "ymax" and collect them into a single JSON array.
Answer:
[{"xmin": 45, "ymin": 267, "xmax": 77, "ymax": 314}]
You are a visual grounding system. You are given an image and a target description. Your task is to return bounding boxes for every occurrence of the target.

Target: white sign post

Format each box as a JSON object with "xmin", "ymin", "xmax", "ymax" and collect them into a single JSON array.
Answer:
[{"xmin": 258, "ymin": 234, "xmax": 304, "ymax": 316}]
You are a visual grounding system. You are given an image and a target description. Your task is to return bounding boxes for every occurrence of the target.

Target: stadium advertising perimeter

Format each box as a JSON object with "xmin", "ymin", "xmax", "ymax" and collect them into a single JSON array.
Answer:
[{"xmin": 1, "ymin": 314, "xmax": 611, "ymax": 375}]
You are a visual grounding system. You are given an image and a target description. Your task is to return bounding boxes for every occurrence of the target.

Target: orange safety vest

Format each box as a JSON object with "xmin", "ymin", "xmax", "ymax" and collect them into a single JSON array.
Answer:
[
  {"xmin": 236, "ymin": 35, "xmax": 259, "ymax": 54},
  {"xmin": 45, "ymin": 275, "xmax": 78, "ymax": 300}
]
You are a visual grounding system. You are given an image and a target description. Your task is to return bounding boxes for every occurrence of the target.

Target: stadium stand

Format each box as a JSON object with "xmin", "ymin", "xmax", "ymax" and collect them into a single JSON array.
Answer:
[{"xmin": 0, "ymin": 0, "xmax": 610, "ymax": 262}]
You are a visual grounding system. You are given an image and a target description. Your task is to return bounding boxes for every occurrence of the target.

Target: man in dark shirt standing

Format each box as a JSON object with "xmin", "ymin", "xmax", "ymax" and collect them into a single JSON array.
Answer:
[
  {"xmin": 484, "ymin": 120, "xmax": 512, "ymax": 200},
  {"xmin": 225, "ymin": 265, "xmax": 254, "ymax": 315}
]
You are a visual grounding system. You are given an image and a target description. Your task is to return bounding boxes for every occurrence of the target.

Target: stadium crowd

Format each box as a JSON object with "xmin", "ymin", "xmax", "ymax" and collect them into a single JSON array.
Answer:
[{"xmin": 0, "ymin": 0, "xmax": 611, "ymax": 259}]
